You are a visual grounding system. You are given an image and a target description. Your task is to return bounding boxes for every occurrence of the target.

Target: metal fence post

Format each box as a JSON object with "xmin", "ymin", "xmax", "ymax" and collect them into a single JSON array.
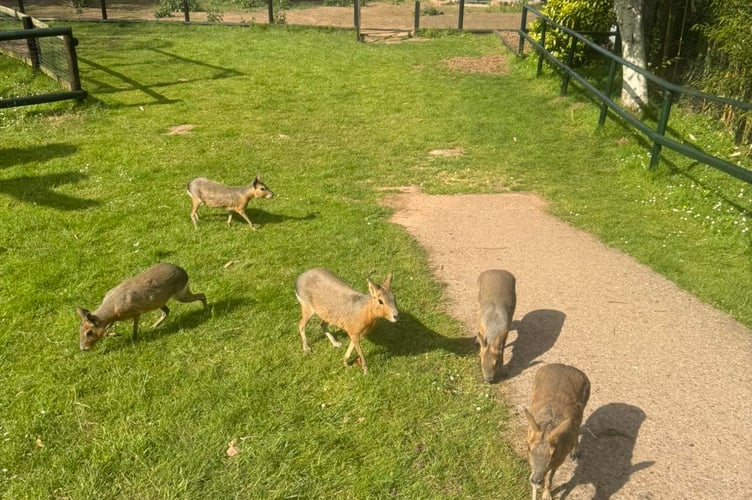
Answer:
[
  {"xmin": 458, "ymin": 0, "xmax": 465, "ymax": 31},
  {"xmin": 182, "ymin": 0, "xmax": 190, "ymax": 22},
  {"xmin": 536, "ymin": 21, "xmax": 547, "ymax": 76},
  {"xmin": 414, "ymin": 0, "xmax": 420, "ymax": 33},
  {"xmin": 100, "ymin": 0, "xmax": 107, "ymax": 20},
  {"xmin": 17, "ymin": 0, "xmax": 24, "ymax": 13},
  {"xmin": 267, "ymin": 0, "xmax": 274, "ymax": 24},
  {"xmin": 21, "ymin": 15, "xmax": 40, "ymax": 71},
  {"xmin": 517, "ymin": 5, "xmax": 528, "ymax": 56},
  {"xmin": 598, "ymin": 59, "xmax": 618, "ymax": 126},
  {"xmin": 354, "ymin": 0, "xmax": 361, "ymax": 42},
  {"xmin": 649, "ymin": 90, "xmax": 674, "ymax": 170},
  {"xmin": 560, "ymin": 35, "xmax": 577, "ymax": 95}
]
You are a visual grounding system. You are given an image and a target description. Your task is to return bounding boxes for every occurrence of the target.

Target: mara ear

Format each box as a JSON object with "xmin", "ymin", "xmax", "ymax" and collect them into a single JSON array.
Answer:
[
  {"xmin": 367, "ymin": 279, "xmax": 379, "ymax": 297},
  {"xmin": 524, "ymin": 408, "xmax": 541, "ymax": 433},
  {"xmin": 382, "ymin": 273, "xmax": 393, "ymax": 289},
  {"xmin": 549, "ymin": 418, "xmax": 572, "ymax": 443},
  {"xmin": 76, "ymin": 307, "xmax": 90, "ymax": 321},
  {"xmin": 476, "ymin": 331, "xmax": 488, "ymax": 348}
]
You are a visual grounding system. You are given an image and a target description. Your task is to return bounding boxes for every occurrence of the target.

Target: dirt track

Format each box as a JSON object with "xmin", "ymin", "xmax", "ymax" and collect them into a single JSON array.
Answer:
[{"xmin": 385, "ymin": 187, "xmax": 752, "ymax": 499}]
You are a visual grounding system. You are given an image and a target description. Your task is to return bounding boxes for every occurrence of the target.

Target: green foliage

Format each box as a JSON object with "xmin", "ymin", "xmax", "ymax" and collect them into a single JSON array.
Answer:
[
  {"xmin": 532, "ymin": 0, "xmax": 616, "ymax": 65},
  {"xmin": 421, "ymin": 6, "xmax": 443, "ymax": 16},
  {"xmin": 155, "ymin": 0, "xmax": 201, "ymax": 18},
  {"xmin": 692, "ymin": 0, "xmax": 752, "ymax": 144}
]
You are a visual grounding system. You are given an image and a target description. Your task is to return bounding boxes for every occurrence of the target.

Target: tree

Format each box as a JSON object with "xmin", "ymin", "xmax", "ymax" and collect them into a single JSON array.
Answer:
[{"xmin": 614, "ymin": 0, "xmax": 651, "ymax": 111}]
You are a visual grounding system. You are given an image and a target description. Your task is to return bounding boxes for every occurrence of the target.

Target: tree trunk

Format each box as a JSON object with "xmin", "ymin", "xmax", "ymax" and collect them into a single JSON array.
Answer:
[{"xmin": 614, "ymin": 0, "xmax": 649, "ymax": 112}]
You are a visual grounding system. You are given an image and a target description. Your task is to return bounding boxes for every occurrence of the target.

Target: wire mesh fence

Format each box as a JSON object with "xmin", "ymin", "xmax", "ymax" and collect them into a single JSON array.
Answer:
[{"xmin": 0, "ymin": 5, "xmax": 85, "ymax": 107}]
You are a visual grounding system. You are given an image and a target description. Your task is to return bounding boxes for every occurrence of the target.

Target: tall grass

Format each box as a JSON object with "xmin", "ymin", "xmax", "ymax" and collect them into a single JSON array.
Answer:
[{"xmin": 1, "ymin": 21, "xmax": 750, "ymax": 498}]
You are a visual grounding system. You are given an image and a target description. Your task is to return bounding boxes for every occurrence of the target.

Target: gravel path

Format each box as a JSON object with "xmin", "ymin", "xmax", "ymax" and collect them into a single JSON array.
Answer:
[{"xmin": 384, "ymin": 187, "xmax": 752, "ymax": 499}]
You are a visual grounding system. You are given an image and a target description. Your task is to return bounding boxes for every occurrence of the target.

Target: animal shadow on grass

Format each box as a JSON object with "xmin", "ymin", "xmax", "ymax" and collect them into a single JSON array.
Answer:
[
  {"xmin": 0, "ymin": 144, "xmax": 77, "ymax": 169},
  {"xmin": 556, "ymin": 403, "xmax": 654, "ymax": 499},
  {"xmin": 99, "ymin": 296, "xmax": 249, "ymax": 352},
  {"xmin": 505, "ymin": 309, "xmax": 565, "ymax": 377},
  {"xmin": 0, "ymin": 172, "xmax": 100, "ymax": 211},
  {"xmin": 243, "ymin": 209, "xmax": 317, "ymax": 227},
  {"xmin": 368, "ymin": 311, "xmax": 477, "ymax": 358}
]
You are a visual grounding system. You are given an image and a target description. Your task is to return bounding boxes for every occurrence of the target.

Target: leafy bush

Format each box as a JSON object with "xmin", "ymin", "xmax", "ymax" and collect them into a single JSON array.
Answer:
[
  {"xmin": 155, "ymin": 0, "xmax": 200, "ymax": 18},
  {"xmin": 692, "ymin": 0, "xmax": 752, "ymax": 144},
  {"xmin": 531, "ymin": 0, "xmax": 616, "ymax": 66}
]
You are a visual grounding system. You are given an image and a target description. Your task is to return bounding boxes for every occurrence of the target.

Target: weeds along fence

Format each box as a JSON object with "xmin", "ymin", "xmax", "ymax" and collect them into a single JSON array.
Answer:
[
  {"xmin": 517, "ymin": 5, "xmax": 752, "ymax": 185},
  {"xmin": 0, "ymin": 5, "xmax": 86, "ymax": 108}
]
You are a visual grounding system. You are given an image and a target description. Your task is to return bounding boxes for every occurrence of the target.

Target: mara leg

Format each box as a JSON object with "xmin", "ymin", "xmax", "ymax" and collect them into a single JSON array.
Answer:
[
  {"xmin": 320, "ymin": 322, "xmax": 342, "ymax": 348},
  {"xmin": 190, "ymin": 197, "xmax": 202, "ymax": 227},
  {"xmin": 343, "ymin": 338, "xmax": 356, "ymax": 367},
  {"xmin": 132, "ymin": 315, "xmax": 141, "ymax": 339},
  {"xmin": 542, "ymin": 467, "xmax": 557, "ymax": 500},
  {"xmin": 351, "ymin": 335, "xmax": 368, "ymax": 373},
  {"xmin": 298, "ymin": 303, "xmax": 315, "ymax": 353},
  {"xmin": 174, "ymin": 285, "xmax": 208, "ymax": 309},
  {"xmin": 151, "ymin": 305, "xmax": 169, "ymax": 328},
  {"xmin": 235, "ymin": 209, "xmax": 256, "ymax": 230}
]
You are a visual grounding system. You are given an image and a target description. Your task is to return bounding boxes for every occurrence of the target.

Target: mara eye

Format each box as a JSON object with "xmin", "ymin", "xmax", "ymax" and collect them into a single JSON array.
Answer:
[
  {"xmin": 86, "ymin": 330, "xmax": 96, "ymax": 338},
  {"xmin": 378, "ymin": 299, "xmax": 384, "ymax": 305}
]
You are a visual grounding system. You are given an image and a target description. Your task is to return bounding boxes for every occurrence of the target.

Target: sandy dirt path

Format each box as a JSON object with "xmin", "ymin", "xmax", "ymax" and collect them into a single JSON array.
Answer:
[{"xmin": 384, "ymin": 187, "xmax": 752, "ymax": 499}]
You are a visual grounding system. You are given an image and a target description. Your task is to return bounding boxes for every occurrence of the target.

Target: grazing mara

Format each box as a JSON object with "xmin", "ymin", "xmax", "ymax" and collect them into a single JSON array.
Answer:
[
  {"xmin": 186, "ymin": 175, "xmax": 274, "ymax": 229},
  {"xmin": 76, "ymin": 263, "xmax": 207, "ymax": 351},
  {"xmin": 476, "ymin": 269, "xmax": 516, "ymax": 382},
  {"xmin": 295, "ymin": 268, "xmax": 398, "ymax": 373},
  {"xmin": 524, "ymin": 363, "xmax": 590, "ymax": 500}
]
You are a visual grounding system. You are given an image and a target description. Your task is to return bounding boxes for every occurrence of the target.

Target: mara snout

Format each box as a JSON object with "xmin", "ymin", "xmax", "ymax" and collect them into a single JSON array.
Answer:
[
  {"xmin": 525, "ymin": 363, "xmax": 590, "ymax": 500},
  {"xmin": 76, "ymin": 262, "xmax": 207, "ymax": 351},
  {"xmin": 186, "ymin": 175, "xmax": 274, "ymax": 230},
  {"xmin": 295, "ymin": 267, "xmax": 398, "ymax": 373},
  {"xmin": 476, "ymin": 269, "xmax": 516, "ymax": 383}
]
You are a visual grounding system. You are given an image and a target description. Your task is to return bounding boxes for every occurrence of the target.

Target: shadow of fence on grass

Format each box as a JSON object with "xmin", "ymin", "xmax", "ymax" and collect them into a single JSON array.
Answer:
[
  {"xmin": 0, "ymin": 144, "xmax": 78, "ymax": 169},
  {"xmin": 0, "ymin": 171, "xmax": 100, "ymax": 210}
]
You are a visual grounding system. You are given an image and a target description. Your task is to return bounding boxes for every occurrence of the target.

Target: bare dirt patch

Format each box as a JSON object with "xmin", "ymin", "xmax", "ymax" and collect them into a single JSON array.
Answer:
[
  {"xmin": 443, "ymin": 54, "xmax": 509, "ymax": 74},
  {"xmin": 166, "ymin": 124, "xmax": 195, "ymax": 135},
  {"xmin": 383, "ymin": 187, "xmax": 752, "ymax": 499},
  {"xmin": 428, "ymin": 147, "xmax": 465, "ymax": 157}
]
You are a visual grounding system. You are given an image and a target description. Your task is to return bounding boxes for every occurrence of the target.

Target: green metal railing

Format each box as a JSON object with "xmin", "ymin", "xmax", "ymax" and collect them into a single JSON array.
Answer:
[{"xmin": 518, "ymin": 5, "xmax": 752, "ymax": 184}]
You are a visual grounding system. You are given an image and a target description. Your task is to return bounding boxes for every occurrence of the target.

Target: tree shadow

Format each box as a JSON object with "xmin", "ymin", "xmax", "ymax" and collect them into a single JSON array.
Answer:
[
  {"xmin": 0, "ymin": 171, "xmax": 100, "ymax": 210},
  {"xmin": 557, "ymin": 403, "xmax": 654, "ymax": 499},
  {"xmin": 367, "ymin": 311, "xmax": 477, "ymax": 358},
  {"xmin": 505, "ymin": 309, "xmax": 565, "ymax": 377},
  {"xmin": 0, "ymin": 143, "xmax": 77, "ymax": 169}
]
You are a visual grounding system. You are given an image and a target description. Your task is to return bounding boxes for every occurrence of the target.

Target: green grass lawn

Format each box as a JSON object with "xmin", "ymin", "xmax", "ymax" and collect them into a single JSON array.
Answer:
[{"xmin": 1, "ymin": 22, "xmax": 750, "ymax": 498}]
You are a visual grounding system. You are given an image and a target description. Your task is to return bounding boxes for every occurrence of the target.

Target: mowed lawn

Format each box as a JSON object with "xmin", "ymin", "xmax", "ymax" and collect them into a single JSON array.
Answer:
[{"xmin": 1, "ymin": 21, "xmax": 750, "ymax": 498}]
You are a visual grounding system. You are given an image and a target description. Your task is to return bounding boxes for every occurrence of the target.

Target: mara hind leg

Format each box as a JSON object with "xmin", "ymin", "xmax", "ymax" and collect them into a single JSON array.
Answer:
[
  {"xmin": 173, "ymin": 285, "xmax": 208, "ymax": 310},
  {"xmin": 189, "ymin": 196, "xmax": 202, "ymax": 227},
  {"xmin": 151, "ymin": 305, "xmax": 169, "ymax": 328},
  {"xmin": 320, "ymin": 321, "xmax": 342, "ymax": 348},
  {"xmin": 298, "ymin": 302, "xmax": 315, "ymax": 353}
]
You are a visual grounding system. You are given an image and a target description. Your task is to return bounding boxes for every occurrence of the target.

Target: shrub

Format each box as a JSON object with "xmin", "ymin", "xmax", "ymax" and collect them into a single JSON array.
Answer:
[{"xmin": 531, "ymin": 0, "xmax": 616, "ymax": 66}]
